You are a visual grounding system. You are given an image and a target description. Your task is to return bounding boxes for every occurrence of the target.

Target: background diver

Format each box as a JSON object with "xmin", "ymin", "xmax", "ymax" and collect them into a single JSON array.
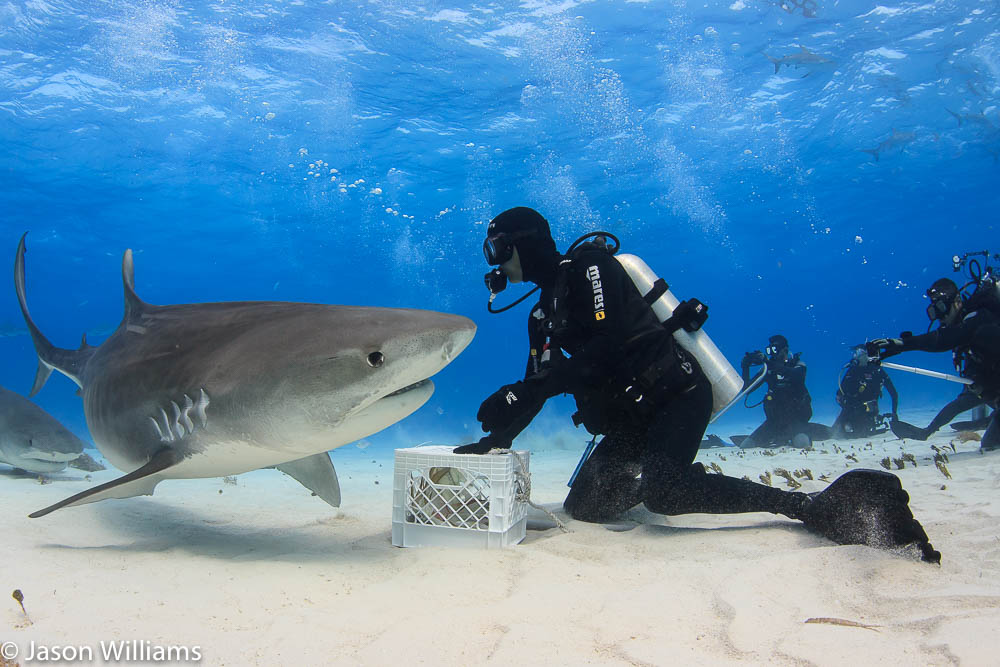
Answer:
[
  {"xmin": 868, "ymin": 276, "xmax": 1000, "ymax": 451},
  {"xmin": 735, "ymin": 335, "xmax": 831, "ymax": 448},
  {"xmin": 454, "ymin": 206, "xmax": 938, "ymax": 562},
  {"xmin": 832, "ymin": 347, "xmax": 899, "ymax": 439}
]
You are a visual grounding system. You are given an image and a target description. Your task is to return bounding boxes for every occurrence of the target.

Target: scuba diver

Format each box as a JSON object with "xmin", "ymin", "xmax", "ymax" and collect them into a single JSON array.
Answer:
[
  {"xmin": 455, "ymin": 206, "xmax": 938, "ymax": 563},
  {"xmin": 736, "ymin": 335, "xmax": 830, "ymax": 448},
  {"xmin": 831, "ymin": 347, "xmax": 899, "ymax": 439},
  {"xmin": 868, "ymin": 274, "xmax": 1000, "ymax": 451}
]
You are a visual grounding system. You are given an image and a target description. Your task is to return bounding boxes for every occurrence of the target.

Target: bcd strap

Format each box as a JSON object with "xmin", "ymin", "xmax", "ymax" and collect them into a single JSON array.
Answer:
[{"xmin": 643, "ymin": 278, "xmax": 669, "ymax": 305}]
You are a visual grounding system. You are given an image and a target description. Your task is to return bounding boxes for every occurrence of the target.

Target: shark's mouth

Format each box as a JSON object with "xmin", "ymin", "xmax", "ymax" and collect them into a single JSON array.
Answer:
[
  {"xmin": 21, "ymin": 450, "xmax": 81, "ymax": 463},
  {"xmin": 384, "ymin": 378, "xmax": 431, "ymax": 399}
]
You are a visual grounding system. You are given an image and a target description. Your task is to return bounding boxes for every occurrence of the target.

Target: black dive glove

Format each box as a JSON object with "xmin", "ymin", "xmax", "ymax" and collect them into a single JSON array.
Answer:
[
  {"xmin": 476, "ymin": 381, "xmax": 541, "ymax": 434},
  {"xmin": 454, "ymin": 435, "xmax": 510, "ymax": 455},
  {"xmin": 866, "ymin": 337, "xmax": 904, "ymax": 360},
  {"xmin": 665, "ymin": 298, "xmax": 708, "ymax": 333}
]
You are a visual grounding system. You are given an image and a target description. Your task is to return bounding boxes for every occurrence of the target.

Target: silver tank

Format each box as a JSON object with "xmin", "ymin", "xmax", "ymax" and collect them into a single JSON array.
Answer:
[{"xmin": 615, "ymin": 253, "xmax": 743, "ymax": 416}]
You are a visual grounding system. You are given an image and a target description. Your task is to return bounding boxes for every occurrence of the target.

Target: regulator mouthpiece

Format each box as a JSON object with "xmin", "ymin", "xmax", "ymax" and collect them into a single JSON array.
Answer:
[{"xmin": 484, "ymin": 267, "xmax": 508, "ymax": 295}]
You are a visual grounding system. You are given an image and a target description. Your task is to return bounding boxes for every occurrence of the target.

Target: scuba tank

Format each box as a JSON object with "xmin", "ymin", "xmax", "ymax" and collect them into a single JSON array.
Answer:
[{"xmin": 615, "ymin": 253, "xmax": 742, "ymax": 416}]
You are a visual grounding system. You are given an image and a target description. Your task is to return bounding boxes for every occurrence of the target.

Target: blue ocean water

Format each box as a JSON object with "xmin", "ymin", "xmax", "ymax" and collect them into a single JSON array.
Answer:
[{"xmin": 1, "ymin": 0, "xmax": 997, "ymax": 454}]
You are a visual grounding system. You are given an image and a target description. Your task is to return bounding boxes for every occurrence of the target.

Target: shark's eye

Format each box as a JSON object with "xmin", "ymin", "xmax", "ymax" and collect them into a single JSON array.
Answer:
[{"xmin": 367, "ymin": 351, "xmax": 385, "ymax": 368}]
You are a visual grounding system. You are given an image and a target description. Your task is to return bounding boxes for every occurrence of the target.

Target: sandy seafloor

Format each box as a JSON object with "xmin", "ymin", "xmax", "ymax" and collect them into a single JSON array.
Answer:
[{"xmin": 3, "ymin": 411, "xmax": 1000, "ymax": 666}]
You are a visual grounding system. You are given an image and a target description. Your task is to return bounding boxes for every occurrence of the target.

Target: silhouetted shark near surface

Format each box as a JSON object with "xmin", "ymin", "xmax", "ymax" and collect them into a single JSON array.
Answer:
[
  {"xmin": 15, "ymin": 234, "xmax": 475, "ymax": 517},
  {"xmin": 0, "ymin": 384, "xmax": 86, "ymax": 474},
  {"xmin": 861, "ymin": 129, "xmax": 916, "ymax": 162},
  {"xmin": 765, "ymin": 46, "xmax": 834, "ymax": 74}
]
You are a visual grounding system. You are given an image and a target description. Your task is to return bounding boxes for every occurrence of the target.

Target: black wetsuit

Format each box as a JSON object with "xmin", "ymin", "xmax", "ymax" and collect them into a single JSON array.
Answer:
[
  {"xmin": 741, "ymin": 354, "xmax": 822, "ymax": 447},
  {"xmin": 490, "ymin": 246, "xmax": 806, "ymax": 523},
  {"xmin": 832, "ymin": 363, "xmax": 898, "ymax": 438},
  {"xmin": 890, "ymin": 307, "xmax": 1000, "ymax": 448}
]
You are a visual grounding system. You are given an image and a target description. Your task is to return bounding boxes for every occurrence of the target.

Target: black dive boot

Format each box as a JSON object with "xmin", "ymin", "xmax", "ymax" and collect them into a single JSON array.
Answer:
[{"xmin": 798, "ymin": 469, "xmax": 940, "ymax": 563}]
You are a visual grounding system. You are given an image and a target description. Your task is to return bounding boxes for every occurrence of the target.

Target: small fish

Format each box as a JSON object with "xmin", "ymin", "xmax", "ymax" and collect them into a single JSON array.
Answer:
[
  {"xmin": 861, "ymin": 129, "xmax": 916, "ymax": 162},
  {"xmin": 766, "ymin": 46, "xmax": 834, "ymax": 74},
  {"xmin": 805, "ymin": 617, "xmax": 880, "ymax": 631}
]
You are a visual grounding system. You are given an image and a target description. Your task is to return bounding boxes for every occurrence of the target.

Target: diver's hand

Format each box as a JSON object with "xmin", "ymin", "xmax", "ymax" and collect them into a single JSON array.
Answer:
[
  {"xmin": 867, "ymin": 338, "xmax": 904, "ymax": 360},
  {"xmin": 741, "ymin": 350, "xmax": 766, "ymax": 369},
  {"xmin": 477, "ymin": 381, "xmax": 539, "ymax": 433},
  {"xmin": 454, "ymin": 437, "xmax": 510, "ymax": 455},
  {"xmin": 669, "ymin": 298, "xmax": 709, "ymax": 332}
]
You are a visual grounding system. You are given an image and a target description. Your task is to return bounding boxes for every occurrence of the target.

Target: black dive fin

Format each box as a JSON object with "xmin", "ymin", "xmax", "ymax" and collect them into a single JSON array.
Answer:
[
  {"xmin": 890, "ymin": 419, "xmax": 929, "ymax": 441},
  {"xmin": 29, "ymin": 447, "xmax": 180, "ymax": 518},
  {"xmin": 801, "ymin": 469, "xmax": 940, "ymax": 564},
  {"xmin": 700, "ymin": 434, "xmax": 728, "ymax": 449},
  {"xmin": 951, "ymin": 417, "xmax": 992, "ymax": 431},
  {"xmin": 805, "ymin": 422, "xmax": 832, "ymax": 441},
  {"xmin": 275, "ymin": 452, "xmax": 341, "ymax": 507}
]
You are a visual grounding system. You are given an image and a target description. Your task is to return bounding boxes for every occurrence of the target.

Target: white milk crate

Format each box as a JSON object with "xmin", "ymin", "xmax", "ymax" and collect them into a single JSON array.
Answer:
[{"xmin": 392, "ymin": 445, "xmax": 530, "ymax": 549}]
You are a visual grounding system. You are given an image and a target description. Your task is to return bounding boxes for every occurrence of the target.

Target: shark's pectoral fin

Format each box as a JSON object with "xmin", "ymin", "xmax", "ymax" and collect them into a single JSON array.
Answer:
[
  {"xmin": 29, "ymin": 447, "xmax": 181, "ymax": 518},
  {"xmin": 274, "ymin": 452, "xmax": 341, "ymax": 508}
]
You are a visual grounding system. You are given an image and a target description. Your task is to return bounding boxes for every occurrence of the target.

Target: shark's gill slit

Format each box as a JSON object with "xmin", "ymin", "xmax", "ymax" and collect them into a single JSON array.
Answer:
[{"xmin": 151, "ymin": 390, "xmax": 210, "ymax": 442}]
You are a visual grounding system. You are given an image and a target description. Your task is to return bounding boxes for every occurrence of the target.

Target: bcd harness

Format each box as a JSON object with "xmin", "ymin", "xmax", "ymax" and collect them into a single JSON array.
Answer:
[{"xmin": 528, "ymin": 241, "xmax": 685, "ymax": 426}]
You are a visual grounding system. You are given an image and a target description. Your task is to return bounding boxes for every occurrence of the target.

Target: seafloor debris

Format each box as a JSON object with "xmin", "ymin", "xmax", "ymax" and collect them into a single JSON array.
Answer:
[
  {"xmin": 845, "ymin": 453, "xmax": 858, "ymax": 462},
  {"xmin": 935, "ymin": 461, "xmax": 952, "ymax": 479},
  {"xmin": 707, "ymin": 462, "xmax": 723, "ymax": 475},
  {"xmin": 891, "ymin": 457, "xmax": 906, "ymax": 470},
  {"xmin": 901, "ymin": 453, "xmax": 917, "ymax": 466},
  {"xmin": 955, "ymin": 431, "xmax": 982, "ymax": 443},
  {"xmin": 222, "ymin": 475, "xmax": 238, "ymax": 485},
  {"xmin": 804, "ymin": 617, "xmax": 880, "ymax": 631},
  {"xmin": 759, "ymin": 471, "xmax": 772, "ymax": 487},
  {"xmin": 879, "ymin": 457, "xmax": 891, "ymax": 470},
  {"xmin": 12, "ymin": 589, "xmax": 25, "ymax": 615},
  {"xmin": 793, "ymin": 468, "xmax": 813, "ymax": 480},
  {"xmin": 773, "ymin": 468, "xmax": 801, "ymax": 489},
  {"xmin": 12, "ymin": 588, "xmax": 31, "ymax": 627}
]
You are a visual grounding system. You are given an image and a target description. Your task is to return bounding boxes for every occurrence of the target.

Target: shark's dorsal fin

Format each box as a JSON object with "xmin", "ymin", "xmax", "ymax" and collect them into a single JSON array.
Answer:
[
  {"xmin": 800, "ymin": 46, "xmax": 811, "ymax": 53},
  {"xmin": 122, "ymin": 249, "xmax": 149, "ymax": 321}
]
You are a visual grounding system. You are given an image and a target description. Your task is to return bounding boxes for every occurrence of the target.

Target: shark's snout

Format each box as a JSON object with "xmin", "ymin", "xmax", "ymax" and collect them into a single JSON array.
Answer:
[{"xmin": 442, "ymin": 316, "xmax": 476, "ymax": 362}]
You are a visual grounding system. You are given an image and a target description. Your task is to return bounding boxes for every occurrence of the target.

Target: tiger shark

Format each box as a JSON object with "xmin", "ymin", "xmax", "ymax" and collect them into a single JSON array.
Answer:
[
  {"xmin": 765, "ymin": 46, "xmax": 835, "ymax": 75},
  {"xmin": 0, "ymin": 384, "xmax": 87, "ymax": 474},
  {"xmin": 860, "ymin": 128, "xmax": 916, "ymax": 162},
  {"xmin": 15, "ymin": 234, "xmax": 476, "ymax": 517}
]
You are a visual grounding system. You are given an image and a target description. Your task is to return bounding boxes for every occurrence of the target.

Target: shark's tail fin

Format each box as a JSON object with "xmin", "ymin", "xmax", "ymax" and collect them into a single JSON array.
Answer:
[
  {"xmin": 15, "ymin": 234, "xmax": 93, "ymax": 395},
  {"xmin": 946, "ymin": 109, "xmax": 962, "ymax": 127},
  {"xmin": 765, "ymin": 54, "xmax": 781, "ymax": 74},
  {"xmin": 861, "ymin": 148, "xmax": 880, "ymax": 162}
]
